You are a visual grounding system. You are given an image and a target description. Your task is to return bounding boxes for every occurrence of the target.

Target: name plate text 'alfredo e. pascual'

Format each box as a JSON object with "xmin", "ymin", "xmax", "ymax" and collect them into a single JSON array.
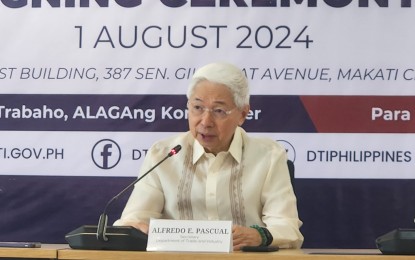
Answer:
[{"xmin": 147, "ymin": 219, "xmax": 232, "ymax": 252}]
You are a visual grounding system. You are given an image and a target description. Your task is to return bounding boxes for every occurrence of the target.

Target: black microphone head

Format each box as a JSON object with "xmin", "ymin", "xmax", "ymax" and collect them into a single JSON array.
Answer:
[{"xmin": 168, "ymin": 145, "xmax": 182, "ymax": 157}]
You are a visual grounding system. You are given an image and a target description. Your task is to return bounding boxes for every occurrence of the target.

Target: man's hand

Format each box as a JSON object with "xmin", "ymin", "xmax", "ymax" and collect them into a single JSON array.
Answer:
[
  {"xmin": 120, "ymin": 221, "xmax": 149, "ymax": 234},
  {"xmin": 232, "ymin": 225, "xmax": 262, "ymax": 251}
]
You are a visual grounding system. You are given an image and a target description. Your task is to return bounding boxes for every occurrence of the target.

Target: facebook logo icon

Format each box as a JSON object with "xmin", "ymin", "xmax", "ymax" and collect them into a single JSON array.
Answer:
[{"xmin": 91, "ymin": 139, "xmax": 122, "ymax": 169}]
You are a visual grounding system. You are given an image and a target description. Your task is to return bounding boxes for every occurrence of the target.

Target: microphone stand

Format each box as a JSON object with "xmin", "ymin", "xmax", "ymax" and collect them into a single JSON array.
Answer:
[
  {"xmin": 66, "ymin": 144, "xmax": 181, "ymax": 251},
  {"xmin": 96, "ymin": 147, "xmax": 179, "ymax": 241}
]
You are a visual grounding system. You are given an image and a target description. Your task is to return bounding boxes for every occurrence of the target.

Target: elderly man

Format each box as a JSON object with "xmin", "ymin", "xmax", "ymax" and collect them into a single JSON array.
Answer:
[{"xmin": 114, "ymin": 62, "xmax": 303, "ymax": 250}]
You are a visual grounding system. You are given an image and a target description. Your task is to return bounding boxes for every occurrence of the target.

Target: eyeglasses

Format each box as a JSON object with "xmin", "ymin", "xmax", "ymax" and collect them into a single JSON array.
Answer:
[{"xmin": 187, "ymin": 101, "xmax": 235, "ymax": 120}]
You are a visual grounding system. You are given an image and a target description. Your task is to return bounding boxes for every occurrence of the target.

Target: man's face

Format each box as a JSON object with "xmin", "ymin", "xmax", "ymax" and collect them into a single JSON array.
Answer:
[{"xmin": 188, "ymin": 80, "xmax": 248, "ymax": 155}]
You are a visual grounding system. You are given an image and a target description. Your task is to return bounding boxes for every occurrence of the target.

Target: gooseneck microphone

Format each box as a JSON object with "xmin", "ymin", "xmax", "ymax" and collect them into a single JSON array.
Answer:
[
  {"xmin": 65, "ymin": 144, "xmax": 182, "ymax": 251},
  {"xmin": 96, "ymin": 144, "xmax": 182, "ymax": 241}
]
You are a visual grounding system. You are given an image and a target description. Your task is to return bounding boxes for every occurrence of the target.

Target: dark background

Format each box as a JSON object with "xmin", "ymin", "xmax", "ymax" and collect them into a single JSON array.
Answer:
[{"xmin": 1, "ymin": 175, "xmax": 414, "ymax": 248}]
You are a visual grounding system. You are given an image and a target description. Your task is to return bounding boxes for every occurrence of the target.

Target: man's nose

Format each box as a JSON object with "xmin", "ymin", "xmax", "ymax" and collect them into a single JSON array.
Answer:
[{"xmin": 200, "ymin": 109, "xmax": 215, "ymax": 126}]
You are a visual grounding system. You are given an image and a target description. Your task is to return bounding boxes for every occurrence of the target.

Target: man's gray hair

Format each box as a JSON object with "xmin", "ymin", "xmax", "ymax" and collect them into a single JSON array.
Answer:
[{"xmin": 187, "ymin": 62, "xmax": 250, "ymax": 109}]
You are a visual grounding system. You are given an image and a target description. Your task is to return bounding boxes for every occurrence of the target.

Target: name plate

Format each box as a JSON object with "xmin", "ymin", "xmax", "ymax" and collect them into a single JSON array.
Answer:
[{"xmin": 147, "ymin": 219, "xmax": 232, "ymax": 252}]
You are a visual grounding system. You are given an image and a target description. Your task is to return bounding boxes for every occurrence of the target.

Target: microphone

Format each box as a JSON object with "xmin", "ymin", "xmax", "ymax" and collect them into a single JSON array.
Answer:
[{"xmin": 65, "ymin": 144, "xmax": 182, "ymax": 251}]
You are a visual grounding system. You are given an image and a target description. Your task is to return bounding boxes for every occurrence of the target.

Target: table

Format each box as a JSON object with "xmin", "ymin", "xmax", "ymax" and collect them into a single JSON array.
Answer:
[
  {"xmin": 57, "ymin": 248, "xmax": 415, "ymax": 260},
  {"xmin": 0, "ymin": 244, "xmax": 64, "ymax": 259},
  {"xmin": 2, "ymin": 245, "xmax": 415, "ymax": 260}
]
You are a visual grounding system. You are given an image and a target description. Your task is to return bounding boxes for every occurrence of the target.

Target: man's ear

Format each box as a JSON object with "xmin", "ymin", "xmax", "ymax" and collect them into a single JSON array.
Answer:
[{"xmin": 238, "ymin": 105, "xmax": 250, "ymax": 126}]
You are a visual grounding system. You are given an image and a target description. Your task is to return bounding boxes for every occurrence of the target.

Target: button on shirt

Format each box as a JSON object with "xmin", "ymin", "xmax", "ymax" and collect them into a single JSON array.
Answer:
[{"xmin": 114, "ymin": 127, "xmax": 304, "ymax": 248}]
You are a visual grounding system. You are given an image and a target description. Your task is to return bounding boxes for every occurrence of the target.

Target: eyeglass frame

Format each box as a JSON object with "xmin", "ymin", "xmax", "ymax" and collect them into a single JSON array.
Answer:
[{"xmin": 187, "ymin": 101, "xmax": 236, "ymax": 119}]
